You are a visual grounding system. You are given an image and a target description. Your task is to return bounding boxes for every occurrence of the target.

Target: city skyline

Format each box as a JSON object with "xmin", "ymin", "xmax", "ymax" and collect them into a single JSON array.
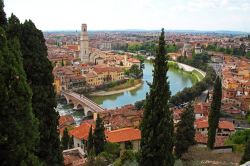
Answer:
[{"xmin": 4, "ymin": 0, "xmax": 250, "ymax": 32}]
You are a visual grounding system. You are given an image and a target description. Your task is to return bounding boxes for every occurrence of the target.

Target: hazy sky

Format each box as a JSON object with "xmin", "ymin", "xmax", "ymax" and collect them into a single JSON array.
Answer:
[{"xmin": 4, "ymin": 0, "xmax": 250, "ymax": 31}]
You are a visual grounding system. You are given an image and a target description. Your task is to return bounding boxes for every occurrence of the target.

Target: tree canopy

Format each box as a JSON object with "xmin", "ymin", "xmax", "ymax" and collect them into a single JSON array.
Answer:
[
  {"xmin": 93, "ymin": 115, "xmax": 106, "ymax": 155},
  {"xmin": 175, "ymin": 104, "xmax": 195, "ymax": 158},
  {"xmin": 140, "ymin": 28, "xmax": 174, "ymax": 166},
  {"xmin": 207, "ymin": 76, "xmax": 222, "ymax": 149},
  {"xmin": 0, "ymin": 27, "xmax": 40, "ymax": 165}
]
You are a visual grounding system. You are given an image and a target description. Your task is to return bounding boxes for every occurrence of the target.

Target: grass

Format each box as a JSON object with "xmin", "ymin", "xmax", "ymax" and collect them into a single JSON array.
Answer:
[
  {"xmin": 179, "ymin": 146, "xmax": 242, "ymax": 166},
  {"xmin": 192, "ymin": 69, "xmax": 205, "ymax": 81},
  {"xmin": 168, "ymin": 61, "xmax": 204, "ymax": 82},
  {"xmin": 168, "ymin": 61, "xmax": 179, "ymax": 69}
]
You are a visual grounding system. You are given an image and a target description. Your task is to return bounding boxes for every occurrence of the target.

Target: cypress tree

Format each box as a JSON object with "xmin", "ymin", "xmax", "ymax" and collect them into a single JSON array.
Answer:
[
  {"xmin": 140, "ymin": 28, "xmax": 174, "ymax": 166},
  {"xmin": 175, "ymin": 104, "xmax": 195, "ymax": 159},
  {"xmin": 207, "ymin": 76, "xmax": 222, "ymax": 149},
  {"xmin": 240, "ymin": 138, "xmax": 250, "ymax": 164},
  {"xmin": 61, "ymin": 128, "xmax": 70, "ymax": 150},
  {"xmin": 93, "ymin": 115, "xmax": 106, "ymax": 155},
  {"xmin": 0, "ymin": 0, "xmax": 7, "ymax": 29},
  {"xmin": 6, "ymin": 14, "xmax": 21, "ymax": 41},
  {"xmin": 18, "ymin": 20, "xmax": 63, "ymax": 165},
  {"xmin": 69, "ymin": 136, "xmax": 74, "ymax": 149},
  {"xmin": 61, "ymin": 59, "xmax": 64, "ymax": 66},
  {"xmin": 0, "ymin": 28, "xmax": 40, "ymax": 165},
  {"xmin": 87, "ymin": 126, "xmax": 94, "ymax": 154}
]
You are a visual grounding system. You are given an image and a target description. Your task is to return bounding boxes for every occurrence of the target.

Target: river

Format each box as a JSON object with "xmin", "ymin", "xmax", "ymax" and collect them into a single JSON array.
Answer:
[
  {"xmin": 89, "ymin": 61, "xmax": 196, "ymax": 109},
  {"xmin": 56, "ymin": 61, "xmax": 197, "ymax": 124}
]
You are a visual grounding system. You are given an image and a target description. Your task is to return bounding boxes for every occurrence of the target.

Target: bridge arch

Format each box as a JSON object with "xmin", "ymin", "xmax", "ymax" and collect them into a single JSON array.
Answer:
[
  {"xmin": 86, "ymin": 111, "xmax": 93, "ymax": 117},
  {"xmin": 61, "ymin": 91, "xmax": 105, "ymax": 118},
  {"xmin": 76, "ymin": 104, "xmax": 84, "ymax": 110}
]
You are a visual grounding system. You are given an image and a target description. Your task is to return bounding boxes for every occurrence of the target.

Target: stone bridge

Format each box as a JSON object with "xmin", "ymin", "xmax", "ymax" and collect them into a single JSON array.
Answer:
[{"xmin": 61, "ymin": 90, "xmax": 105, "ymax": 116}]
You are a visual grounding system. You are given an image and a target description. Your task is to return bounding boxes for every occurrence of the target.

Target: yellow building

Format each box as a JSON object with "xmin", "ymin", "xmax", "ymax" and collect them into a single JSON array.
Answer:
[
  {"xmin": 83, "ymin": 67, "xmax": 124, "ymax": 87},
  {"xmin": 53, "ymin": 78, "xmax": 62, "ymax": 94}
]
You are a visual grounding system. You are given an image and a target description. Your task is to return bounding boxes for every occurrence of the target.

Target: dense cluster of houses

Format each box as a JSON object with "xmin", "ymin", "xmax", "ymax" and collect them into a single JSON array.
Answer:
[
  {"xmin": 58, "ymin": 105, "xmax": 142, "ymax": 165},
  {"xmin": 221, "ymin": 56, "xmax": 250, "ymax": 116},
  {"xmin": 48, "ymin": 44, "xmax": 140, "ymax": 94}
]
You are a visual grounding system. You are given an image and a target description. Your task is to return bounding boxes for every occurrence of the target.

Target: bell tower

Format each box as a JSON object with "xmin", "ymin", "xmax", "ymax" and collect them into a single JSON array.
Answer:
[{"xmin": 80, "ymin": 24, "xmax": 89, "ymax": 63}]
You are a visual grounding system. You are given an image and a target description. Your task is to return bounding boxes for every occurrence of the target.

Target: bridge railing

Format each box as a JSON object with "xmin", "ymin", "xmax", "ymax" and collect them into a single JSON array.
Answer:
[{"xmin": 62, "ymin": 90, "xmax": 105, "ymax": 112}]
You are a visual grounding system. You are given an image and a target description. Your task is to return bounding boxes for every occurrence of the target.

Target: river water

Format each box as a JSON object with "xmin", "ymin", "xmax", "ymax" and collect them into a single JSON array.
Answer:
[
  {"xmin": 90, "ymin": 61, "xmax": 196, "ymax": 109},
  {"xmin": 56, "ymin": 61, "xmax": 196, "ymax": 123}
]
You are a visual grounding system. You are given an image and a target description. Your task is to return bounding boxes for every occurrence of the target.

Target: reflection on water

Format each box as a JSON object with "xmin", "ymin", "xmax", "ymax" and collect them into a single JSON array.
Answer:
[{"xmin": 90, "ymin": 61, "xmax": 197, "ymax": 109}]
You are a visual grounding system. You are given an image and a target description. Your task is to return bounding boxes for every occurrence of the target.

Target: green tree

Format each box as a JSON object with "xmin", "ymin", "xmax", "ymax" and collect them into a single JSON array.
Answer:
[
  {"xmin": 120, "ymin": 150, "xmax": 137, "ymax": 165},
  {"xmin": 207, "ymin": 76, "xmax": 222, "ymax": 149},
  {"xmin": 61, "ymin": 59, "xmax": 64, "ymax": 66},
  {"xmin": 246, "ymin": 52, "xmax": 250, "ymax": 59},
  {"xmin": 134, "ymin": 100, "xmax": 145, "ymax": 110},
  {"xmin": 240, "ymin": 138, "xmax": 250, "ymax": 164},
  {"xmin": 103, "ymin": 142, "xmax": 120, "ymax": 161},
  {"xmin": 0, "ymin": 28, "xmax": 40, "ymax": 165},
  {"xmin": 0, "ymin": 0, "xmax": 7, "ymax": 29},
  {"xmin": 140, "ymin": 28, "xmax": 174, "ymax": 166},
  {"xmin": 87, "ymin": 126, "xmax": 94, "ymax": 154},
  {"xmin": 175, "ymin": 104, "xmax": 195, "ymax": 158},
  {"xmin": 93, "ymin": 115, "xmax": 106, "ymax": 155},
  {"xmin": 129, "ymin": 64, "xmax": 141, "ymax": 78},
  {"xmin": 69, "ymin": 136, "xmax": 74, "ymax": 149},
  {"xmin": 16, "ymin": 20, "xmax": 63, "ymax": 165},
  {"xmin": 61, "ymin": 128, "xmax": 70, "ymax": 150}
]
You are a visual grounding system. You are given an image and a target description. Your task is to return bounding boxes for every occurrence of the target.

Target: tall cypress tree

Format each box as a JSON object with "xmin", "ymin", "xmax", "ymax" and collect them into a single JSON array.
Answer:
[
  {"xmin": 69, "ymin": 136, "xmax": 74, "ymax": 149},
  {"xmin": 93, "ymin": 115, "xmax": 106, "ymax": 155},
  {"xmin": 240, "ymin": 138, "xmax": 250, "ymax": 164},
  {"xmin": 17, "ymin": 20, "xmax": 63, "ymax": 165},
  {"xmin": 0, "ymin": 0, "xmax": 7, "ymax": 29},
  {"xmin": 61, "ymin": 128, "xmax": 70, "ymax": 150},
  {"xmin": 207, "ymin": 76, "xmax": 222, "ymax": 149},
  {"xmin": 175, "ymin": 104, "xmax": 195, "ymax": 159},
  {"xmin": 87, "ymin": 126, "xmax": 94, "ymax": 154},
  {"xmin": 140, "ymin": 29, "xmax": 174, "ymax": 166},
  {"xmin": 0, "ymin": 28, "xmax": 40, "ymax": 165}
]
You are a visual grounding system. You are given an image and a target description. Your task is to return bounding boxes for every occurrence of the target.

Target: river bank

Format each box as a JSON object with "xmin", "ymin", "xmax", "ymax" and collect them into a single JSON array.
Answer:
[
  {"xmin": 89, "ymin": 81, "xmax": 143, "ymax": 96},
  {"xmin": 169, "ymin": 61, "xmax": 206, "ymax": 81}
]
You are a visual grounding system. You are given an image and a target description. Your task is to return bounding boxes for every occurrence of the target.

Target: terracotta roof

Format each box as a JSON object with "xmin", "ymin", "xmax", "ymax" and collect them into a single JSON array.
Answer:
[
  {"xmin": 59, "ymin": 115, "xmax": 75, "ymax": 127},
  {"xmin": 69, "ymin": 123, "xmax": 92, "ymax": 140},
  {"xmin": 195, "ymin": 133, "xmax": 228, "ymax": 147},
  {"xmin": 106, "ymin": 128, "xmax": 141, "ymax": 143},
  {"xmin": 67, "ymin": 45, "xmax": 79, "ymax": 51},
  {"xmin": 195, "ymin": 120, "xmax": 235, "ymax": 131},
  {"xmin": 128, "ymin": 58, "xmax": 140, "ymax": 63},
  {"xmin": 194, "ymin": 102, "xmax": 210, "ymax": 114},
  {"xmin": 218, "ymin": 121, "xmax": 235, "ymax": 131},
  {"xmin": 93, "ymin": 66, "xmax": 123, "ymax": 74}
]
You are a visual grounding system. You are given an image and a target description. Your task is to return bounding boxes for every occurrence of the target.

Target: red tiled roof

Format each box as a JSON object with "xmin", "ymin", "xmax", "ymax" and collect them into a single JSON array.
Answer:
[
  {"xmin": 195, "ymin": 120, "xmax": 235, "ymax": 131},
  {"xmin": 106, "ymin": 128, "xmax": 141, "ymax": 143},
  {"xmin": 69, "ymin": 123, "xmax": 92, "ymax": 140},
  {"xmin": 194, "ymin": 102, "xmax": 210, "ymax": 114},
  {"xmin": 59, "ymin": 115, "xmax": 75, "ymax": 127},
  {"xmin": 218, "ymin": 121, "xmax": 235, "ymax": 131},
  {"xmin": 128, "ymin": 58, "xmax": 140, "ymax": 63},
  {"xmin": 67, "ymin": 45, "xmax": 79, "ymax": 51},
  {"xmin": 195, "ymin": 133, "xmax": 228, "ymax": 147}
]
